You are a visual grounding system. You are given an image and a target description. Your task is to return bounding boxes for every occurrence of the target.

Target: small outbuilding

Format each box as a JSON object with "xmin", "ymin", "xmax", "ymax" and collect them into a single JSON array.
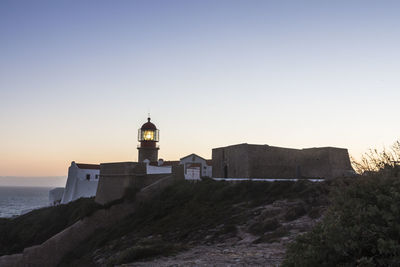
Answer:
[{"xmin": 180, "ymin": 153, "xmax": 212, "ymax": 180}]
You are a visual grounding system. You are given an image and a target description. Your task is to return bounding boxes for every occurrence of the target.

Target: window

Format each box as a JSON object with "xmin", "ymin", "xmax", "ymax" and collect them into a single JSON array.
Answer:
[
  {"xmin": 95, "ymin": 174, "xmax": 99, "ymax": 179},
  {"xmin": 86, "ymin": 174, "xmax": 90, "ymax": 180}
]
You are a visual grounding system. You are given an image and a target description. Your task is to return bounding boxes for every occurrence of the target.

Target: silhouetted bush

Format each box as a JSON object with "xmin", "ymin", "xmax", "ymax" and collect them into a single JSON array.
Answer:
[
  {"xmin": 352, "ymin": 140, "xmax": 400, "ymax": 176},
  {"xmin": 283, "ymin": 176, "xmax": 400, "ymax": 266}
]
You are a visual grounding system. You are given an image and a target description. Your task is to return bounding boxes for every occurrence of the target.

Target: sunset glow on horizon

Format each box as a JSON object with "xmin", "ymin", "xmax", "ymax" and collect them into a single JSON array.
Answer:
[{"xmin": 1, "ymin": 0, "xmax": 400, "ymax": 177}]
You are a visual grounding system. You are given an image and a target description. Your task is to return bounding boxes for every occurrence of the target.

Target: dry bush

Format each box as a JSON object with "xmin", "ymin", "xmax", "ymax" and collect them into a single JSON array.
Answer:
[{"xmin": 351, "ymin": 140, "xmax": 400, "ymax": 175}]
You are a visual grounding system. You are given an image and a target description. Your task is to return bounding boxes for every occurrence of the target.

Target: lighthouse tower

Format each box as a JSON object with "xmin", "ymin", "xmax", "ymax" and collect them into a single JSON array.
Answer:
[{"xmin": 137, "ymin": 117, "xmax": 160, "ymax": 162}]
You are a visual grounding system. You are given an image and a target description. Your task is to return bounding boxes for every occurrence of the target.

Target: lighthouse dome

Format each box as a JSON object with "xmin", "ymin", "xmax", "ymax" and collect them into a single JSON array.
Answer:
[{"xmin": 141, "ymin": 117, "xmax": 157, "ymax": 130}]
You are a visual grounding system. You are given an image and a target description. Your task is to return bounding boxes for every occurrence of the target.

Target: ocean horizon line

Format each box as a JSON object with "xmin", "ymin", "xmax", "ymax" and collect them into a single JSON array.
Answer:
[{"xmin": 0, "ymin": 176, "xmax": 67, "ymax": 188}]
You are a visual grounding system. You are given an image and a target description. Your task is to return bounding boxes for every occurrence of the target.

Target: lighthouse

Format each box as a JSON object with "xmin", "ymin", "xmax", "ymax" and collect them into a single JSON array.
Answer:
[{"xmin": 137, "ymin": 117, "xmax": 160, "ymax": 162}]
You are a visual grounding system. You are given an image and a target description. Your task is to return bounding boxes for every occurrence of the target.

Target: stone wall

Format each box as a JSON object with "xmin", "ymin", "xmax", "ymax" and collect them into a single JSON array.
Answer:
[
  {"xmin": 212, "ymin": 144, "xmax": 250, "ymax": 178},
  {"xmin": 248, "ymin": 145, "xmax": 301, "ymax": 179},
  {"xmin": 138, "ymin": 147, "xmax": 159, "ymax": 162},
  {"xmin": 212, "ymin": 143, "xmax": 354, "ymax": 180},
  {"xmin": 297, "ymin": 147, "xmax": 354, "ymax": 179},
  {"xmin": 95, "ymin": 162, "xmax": 185, "ymax": 205},
  {"xmin": 95, "ymin": 162, "xmax": 143, "ymax": 205}
]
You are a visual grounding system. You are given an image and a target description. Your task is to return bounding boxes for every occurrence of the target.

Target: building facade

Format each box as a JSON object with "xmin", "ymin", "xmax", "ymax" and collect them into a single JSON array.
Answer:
[
  {"xmin": 180, "ymin": 153, "xmax": 212, "ymax": 180},
  {"xmin": 212, "ymin": 143, "xmax": 355, "ymax": 180},
  {"xmin": 60, "ymin": 162, "xmax": 100, "ymax": 204}
]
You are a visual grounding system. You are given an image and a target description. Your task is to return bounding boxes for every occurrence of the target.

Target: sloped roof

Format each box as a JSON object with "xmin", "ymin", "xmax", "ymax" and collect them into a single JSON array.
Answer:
[
  {"xmin": 180, "ymin": 153, "xmax": 207, "ymax": 161},
  {"xmin": 180, "ymin": 153, "xmax": 212, "ymax": 166}
]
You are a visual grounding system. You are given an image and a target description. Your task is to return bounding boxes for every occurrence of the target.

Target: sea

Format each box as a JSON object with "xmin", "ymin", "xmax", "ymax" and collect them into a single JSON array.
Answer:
[{"xmin": 0, "ymin": 186, "xmax": 51, "ymax": 218}]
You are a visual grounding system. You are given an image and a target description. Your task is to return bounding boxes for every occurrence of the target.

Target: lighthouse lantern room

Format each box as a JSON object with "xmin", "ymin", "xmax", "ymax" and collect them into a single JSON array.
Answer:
[{"xmin": 137, "ymin": 117, "xmax": 160, "ymax": 162}]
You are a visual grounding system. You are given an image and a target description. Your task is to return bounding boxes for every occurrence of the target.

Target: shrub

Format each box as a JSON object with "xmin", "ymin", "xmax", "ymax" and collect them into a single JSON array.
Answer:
[
  {"xmin": 307, "ymin": 206, "xmax": 324, "ymax": 219},
  {"xmin": 253, "ymin": 226, "xmax": 291, "ymax": 244},
  {"xmin": 283, "ymin": 176, "xmax": 400, "ymax": 267},
  {"xmin": 249, "ymin": 218, "xmax": 281, "ymax": 235},
  {"xmin": 284, "ymin": 204, "xmax": 307, "ymax": 221}
]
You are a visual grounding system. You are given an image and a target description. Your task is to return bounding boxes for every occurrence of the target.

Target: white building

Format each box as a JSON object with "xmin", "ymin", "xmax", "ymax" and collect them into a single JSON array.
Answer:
[
  {"xmin": 60, "ymin": 161, "xmax": 100, "ymax": 204},
  {"xmin": 180, "ymin": 154, "xmax": 212, "ymax": 180}
]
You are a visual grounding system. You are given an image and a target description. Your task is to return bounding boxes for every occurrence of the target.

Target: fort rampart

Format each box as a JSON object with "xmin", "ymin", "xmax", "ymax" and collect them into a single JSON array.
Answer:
[{"xmin": 212, "ymin": 144, "xmax": 354, "ymax": 180}]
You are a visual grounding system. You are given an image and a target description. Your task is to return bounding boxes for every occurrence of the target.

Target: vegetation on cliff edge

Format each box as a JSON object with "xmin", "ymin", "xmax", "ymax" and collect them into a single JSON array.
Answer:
[
  {"xmin": 0, "ymin": 197, "xmax": 102, "ymax": 256},
  {"xmin": 283, "ymin": 175, "xmax": 400, "ymax": 266}
]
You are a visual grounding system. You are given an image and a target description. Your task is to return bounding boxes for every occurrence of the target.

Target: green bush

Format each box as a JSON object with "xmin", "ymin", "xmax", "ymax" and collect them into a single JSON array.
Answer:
[{"xmin": 283, "ymin": 176, "xmax": 400, "ymax": 267}]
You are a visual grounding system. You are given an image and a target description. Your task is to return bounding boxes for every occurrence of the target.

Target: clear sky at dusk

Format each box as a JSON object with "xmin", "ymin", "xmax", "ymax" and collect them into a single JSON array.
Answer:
[{"xmin": 1, "ymin": 0, "xmax": 400, "ymax": 177}]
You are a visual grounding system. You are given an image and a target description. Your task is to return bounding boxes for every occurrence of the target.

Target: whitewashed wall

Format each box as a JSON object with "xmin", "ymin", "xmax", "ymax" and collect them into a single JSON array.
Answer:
[
  {"xmin": 180, "ymin": 154, "xmax": 212, "ymax": 179},
  {"xmin": 61, "ymin": 162, "xmax": 99, "ymax": 204},
  {"xmin": 146, "ymin": 164, "xmax": 172, "ymax": 174}
]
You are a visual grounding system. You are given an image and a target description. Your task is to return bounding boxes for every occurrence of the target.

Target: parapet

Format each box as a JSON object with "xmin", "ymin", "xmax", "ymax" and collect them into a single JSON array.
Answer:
[
  {"xmin": 95, "ymin": 161, "xmax": 186, "ymax": 205},
  {"xmin": 95, "ymin": 162, "xmax": 144, "ymax": 205}
]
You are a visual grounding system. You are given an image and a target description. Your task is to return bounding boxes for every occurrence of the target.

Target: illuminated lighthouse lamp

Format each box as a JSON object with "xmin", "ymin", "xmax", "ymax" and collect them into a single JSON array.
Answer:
[
  {"xmin": 138, "ymin": 118, "xmax": 159, "ymax": 142},
  {"xmin": 144, "ymin": 130, "xmax": 154, "ymax": 140}
]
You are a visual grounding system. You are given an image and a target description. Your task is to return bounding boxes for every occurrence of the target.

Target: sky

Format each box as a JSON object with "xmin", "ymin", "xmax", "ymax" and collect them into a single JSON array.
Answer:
[{"xmin": 1, "ymin": 0, "xmax": 400, "ymax": 180}]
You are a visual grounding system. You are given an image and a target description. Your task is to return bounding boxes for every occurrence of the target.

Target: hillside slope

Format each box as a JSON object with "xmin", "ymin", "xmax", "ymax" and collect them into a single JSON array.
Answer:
[{"xmin": 59, "ymin": 179, "xmax": 329, "ymax": 266}]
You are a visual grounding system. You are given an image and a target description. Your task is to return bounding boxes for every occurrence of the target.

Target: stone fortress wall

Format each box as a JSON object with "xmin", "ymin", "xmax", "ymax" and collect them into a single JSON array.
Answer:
[
  {"xmin": 212, "ymin": 144, "xmax": 354, "ymax": 180},
  {"xmin": 95, "ymin": 162, "xmax": 184, "ymax": 205}
]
